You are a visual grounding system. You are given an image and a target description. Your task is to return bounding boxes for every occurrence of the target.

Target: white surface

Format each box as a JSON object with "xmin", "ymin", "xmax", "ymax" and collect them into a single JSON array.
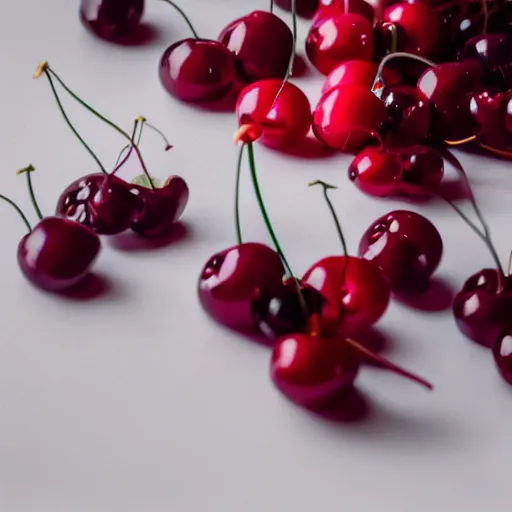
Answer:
[{"xmin": 0, "ymin": 1, "xmax": 511, "ymax": 511}]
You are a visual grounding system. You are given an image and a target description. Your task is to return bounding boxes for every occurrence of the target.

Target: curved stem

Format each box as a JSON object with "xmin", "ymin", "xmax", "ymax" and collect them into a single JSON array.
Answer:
[
  {"xmin": 308, "ymin": 180, "xmax": 348, "ymax": 257},
  {"xmin": 234, "ymin": 144, "xmax": 245, "ymax": 245},
  {"xmin": 270, "ymin": 0, "xmax": 274, "ymax": 13},
  {"xmin": 111, "ymin": 119, "xmax": 141, "ymax": 175},
  {"xmin": 159, "ymin": 0, "xmax": 199, "ymax": 38},
  {"xmin": 388, "ymin": 23, "xmax": 398, "ymax": 54},
  {"xmin": 0, "ymin": 193, "xmax": 32, "ymax": 232},
  {"xmin": 41, "ymin": 70, "xmax": 107, "ymax": 175},
  {"xmin": 114, "ymin": 120, "xmax": 145, "ymax": 167},
  {"xmin": 16, "ymin": 165, "xmax": 43, "ymax": 220},
  {"xmin": 143, "ymin": 120, "xmax": 173, "ymax": 151},
  {"xmin": 42, "ymin": 65, "xmax": 155, "ymax": 190}
]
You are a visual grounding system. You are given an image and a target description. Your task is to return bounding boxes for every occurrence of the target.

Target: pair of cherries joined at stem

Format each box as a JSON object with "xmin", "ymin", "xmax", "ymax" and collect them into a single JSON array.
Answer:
[
  {"xmin": 198, "ymin": 127, "xmax": 432, "ymax": 407},
  {"xmin": 33, "ymin": 62, "xmax": 189, "ymax": 240}
]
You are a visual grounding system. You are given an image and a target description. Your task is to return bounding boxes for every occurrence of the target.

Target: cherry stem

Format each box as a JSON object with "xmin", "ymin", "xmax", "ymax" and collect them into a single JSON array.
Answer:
[
  {"xmin": 16, "ymin": 165, "xmax": 43, "ymax": 220},
  {"xmin": 372, "ymin": 52, "xmax": 436, "ymax": 91},
  {"xmin": 111, "ymin": 119, "xmax": 141, "ymax": 176},
  {"xmin": 388, "ymin": 23, "xmax": 398, "ymax": 55},
  {"xmin": 40, "ymin": 68, "xmax": 107, "ymax": 175},
  {"xmin": 345, "ymin": 338, "xmax": 434, "ymax": 391},
  {"xmin": 159, "ymin": 0, "xmax": 199, "ymax": 39},
  {"xmin": 270, "ymin": 0, "xmax": 274, "ymax": 13},
  {"xmin": 308, "ymin": 180, "xmax": 348, "ymax": 257},
  {"xmin": 40, "ymin": 64, "xmax": 155, "ymax": 190},
  {"xmin": 234, "ymin": 144, "xmax": 245, "ymax": 245},
  {"xmin": 115, "ymin": 120, "xmax": 145, "ymax": 167},
  {"xmin": 0, "ymin": 193, "xmax": 32, "ymax": 232},
  {"xmin": 482, "ymin": 0, "xmax": 488, "ymax": 34}
]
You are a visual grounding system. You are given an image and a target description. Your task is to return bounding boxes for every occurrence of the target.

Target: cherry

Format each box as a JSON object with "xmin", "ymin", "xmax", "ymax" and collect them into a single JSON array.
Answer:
[
  {"xmin": 306, "ymin": 13, "xmax": 374, "ymax": 75},
  {"xmin": 417, "ymin": 59, "xmax": 483, "ymax": 141},
  {"xmin": 398, "ymin": 145, "xmax": 445, "ymax": 196},
  {"xmin": 79, "ymin": 0, "xmax": 144, "ymax": 43},
  {"xmin": 3, "ymin": 166, "xmax": 101, "ymax": 293},
  {"xmin": 380, "ymin": 84, "xmax": 430, "ymax": 148},
  {"xmin": 314, "ymin": 0, "xmax": 375, "ymax": 25},
  {"xmin": 219, "ymin": 10, "xmax": 293, "ymax": 83},
  {"xmin": 313, "ymin": 84, "xmax": 386, "ymax": 152},
  {"xmin": 493, "ymin": 328, "xmax": 512, "ymax": 385},
  {"xmin": 274, "ymin": 0, "xmax": 319, "ymax": 18},
  {"xmin": 359, "ymin": 210, "xmax": 443, "ymax": 294},
  {"xmin": 453, "ymin": 268, "xmax": 512, "ymax": 348},
  {"xmin": 271, "ymin": 330, "xmax": 432, "ymax": 408},
  {"xmin": 384, "ymin": 1, "xmax": 442, "ymax": 58},
  {"xmin": 322, "ymin": 60, "xmax": 400, "ymax": 96},
  {"xmin": 235, "ymin": 80, "xmax": 312, "ymax": 149}
]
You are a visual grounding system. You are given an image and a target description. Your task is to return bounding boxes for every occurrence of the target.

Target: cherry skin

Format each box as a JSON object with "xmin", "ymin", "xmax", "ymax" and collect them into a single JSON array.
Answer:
[
  {"xmin": 236, "ymin": 80, "xmax": 312, "ymax": 149},
  {"xmin": 129, "ymin": 176, "xmax": 189, "ymax": 239},
  {"xmin": 274, "ymin": 0, "xmax": 319, "ymax": 18},
  {"xmin": 218, "ymin": 11, "xmax": 293, "ymax": 83},
  {"xmin": 380, "ymin": 84, "xmax": 430, "ymax": 148},
  {"xmin": 453, "ymin": 268, "xmax": 512, "ymax": 348},
  {"xmin": 80, "ymin": 0, "xmax": 144, "ymax": 43},
  {"xmin": 322, "ymin": 60, "xmax": 401, "ymax": 95},
  {"xmin": 251, "ymin": 279, "xmax": 324, "ymax": 340},
  {"xmin": 417, "ymin": 59, "xmax": 483, "ymax": 141},
  {"xmin": 271, "ymin": 333, "xmax": 359, "ymax": 407},
  {"xmin": 358, "ymin": 210, "xmax": 443, "ymax": 294},
  {"xmin": 159, "ymin": 39, "xmax": 236, "ymax": 102},
  {"xmin": 198, "ymin": 243, "xmax": 285, "ymax": 331},
  {"xmin": 314, "ymin": 0, "xmax": 375, "ymax": 25},
  {"xmin": 493, "ymin": 328, "xmax": 512, "ymax": 385},
  {"xmin": 17, "ymin": 217, "xmax": 101, "ymax": 292},
  {"xmin": 302, "ymin": 256, "xmax": 390, "ymax": 337},
  {"xmin": 306, "ymin": 13, "xmax": 374, "ymax": 76},
  {"xmin": 384, "ymin": 1, "xmax": 442, "ymax": 58},
  {"xmin": 313, "ymin": 84, "xmax": 386, "ymax": 152},
  {"xmin": 55, "ymin": 173, "xmax": 141, "ymax": 235}
]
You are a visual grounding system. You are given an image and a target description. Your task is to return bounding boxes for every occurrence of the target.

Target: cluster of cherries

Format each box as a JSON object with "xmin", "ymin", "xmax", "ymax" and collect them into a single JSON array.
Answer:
[
  {"xmin": 73, "ymin": 0, "xmax": 512, "ymax": 402},
  {"xmin": 1, "ymin": 62, "xmax": 188, "ymax": 293}
]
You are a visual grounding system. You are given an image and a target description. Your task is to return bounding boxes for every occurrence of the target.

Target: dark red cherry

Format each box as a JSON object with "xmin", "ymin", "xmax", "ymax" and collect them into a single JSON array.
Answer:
[
  {"xmin": 236, "ymin": 80, "xmax": 312, "ymax": 149},
  {"xmin": 274, "ymin": 0, "xmax": 319, "ymax": 18},
  {"xmin": 159, "ymin": 39, "xmax": 236, "ymax": 102},
  {"xmin": 302, "ymin": 256, "xmax": 390, "ymax": 336},
  {"xmin": 493, "ymin": 327, "xmax": 512, "ymax": 385},
  {"xmin": 313, "ymin": 84, "xmax": 386, "ymax": 152},
  {"xmin": 470, "ymin": 88, "xmax": 512, "ymax": 151},
  {"xmin": 218, "ymin": 11, "xmax": 293, "ymax": 83},
  {"xmin": 358, "ymin": 210, "xmax": 443, "ymax": 294},
  {"xmin": 198, "ymin": 243, "xmax": 285, "ymax": 331},
  {"xmin": 380, "ymin": 84, "xmax": 430, "ymax": 148},
  {"xmin": 270, "ymin": 333, "xmax": 359, "ymax": 407},
  {"xmin": 322, "ymin": 59, "xmax": 400, "ymax": 95},
  {"xmin": 384, "ymin": 1, "xmax": 442, "ymax": 58},
  {"xmin": 461, "ymin": 33, "xmax": 512, "ymax": 90},
  {"xmin": 397, "ymin": 145, "xmax": 444, "ymax": 196},
  {"xmin": 453, "ymin": 268, "xmax": 512, "ymax": 348},
  {"xmin": 80, "ymin": 0, "xmax": 144, "ymax": 42},
  {"xmin": 417, "ymin": 59, "xmax": 483, "ymax": 141},
  {"xmin": 348, "ymin": 146, "xmax": 402, "ymax": 197},
  {"xmin": 17, "ymin": 217, "xmax": 101, "ymax": 292},
  {"xmin": 130, "ymin": 175, "xmax": 189, "ymax": 239},
  {"xmin": 314, "ymin": 0, "xmax": 375, "ymax": 25},
  {"xmin": 55, "ymin": 173, "xmax": 141, "ymax": 235},
  {"xmin": 306, "ymin": 13, "xmax": 374, "ymax": 75},
  {"xmin": 251, "ymin": 279, "xmax": 324, "ymax": 339}
]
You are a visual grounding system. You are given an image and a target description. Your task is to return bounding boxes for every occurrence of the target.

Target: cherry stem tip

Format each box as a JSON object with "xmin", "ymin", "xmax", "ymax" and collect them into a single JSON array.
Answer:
[
  {"xmin": 308, "ymin": 180, "xmax": 337, "ymax": 190},
  {"xmin": 33, "ymin": 61, "xmax": 48, "ymax": 79},
  {"xmin": 233, "ymin": 124, "xmax": 262, "ymax": 145}
]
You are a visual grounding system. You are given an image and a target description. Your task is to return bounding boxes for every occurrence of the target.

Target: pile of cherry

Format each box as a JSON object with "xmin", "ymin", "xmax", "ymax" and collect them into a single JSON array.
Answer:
[{"xmin": 67, "ymin": 0, "xmax": 512, "ymax": 409}]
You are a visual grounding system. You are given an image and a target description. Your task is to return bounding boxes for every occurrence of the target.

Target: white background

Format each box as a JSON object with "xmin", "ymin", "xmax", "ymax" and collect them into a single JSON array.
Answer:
[{"xmin": 0, "ymin": 1, "xmax": 511, "ymax": 511}]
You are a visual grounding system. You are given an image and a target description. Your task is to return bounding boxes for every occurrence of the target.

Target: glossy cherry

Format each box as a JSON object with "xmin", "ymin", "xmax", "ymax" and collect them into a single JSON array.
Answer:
[
  {"xmin": 380, "ymin": 84, "xmax": 430, "ymax": 148},
  {"xmin": 236, "ymin": 80, "xmax": 312, "ymax": 149},
  {"xmin": 219, "ymin": 11, "xmax": 293, "ymax": 83},
  {"xmin": 359, "ymin": 210, "xmax": 443, "ymax": 294},
  {"xmin": 453, "ymin": 269, "xmax": 512, "ymax": 348},
  {"xmin": 274, "ymin": 0, "xmax": 319, "ymax": 18},
  {"xmin": 493, "ymin": 327, "xmax": 512, "ymax": 385},
  {"xmin": 313, "ymin": 84, "xmax": 386, "ymax": 152},
  {"xmin": 314, "ymin": 0, "xmax": 375, "ymax": 25},
  {"xmin": 306, "ymin": 13, "xmax": 374, "ymax": 75},
  {"xmin": 198, "ymin": 243, "xmax": 285, "ymax": 331},
  {"xmin": 384, "ymin": 1, "xmax": 442, "ymax": 58},
  {"xmin": 398, "ymin": 145, "xmax": 445, "ymax": 196},
  {"xmin": 417, "ymin": 59, "xmax": 483, "ymax": 141},
  {"xmin": 79, "ymin": 0, "xmax": 144, "ymax": 43}
]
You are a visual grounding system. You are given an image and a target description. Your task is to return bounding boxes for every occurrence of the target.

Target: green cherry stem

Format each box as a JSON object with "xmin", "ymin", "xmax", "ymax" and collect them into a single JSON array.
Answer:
[
  {"xmin": 160, "ymin": 0, "xmax": 199, "ymax": 39},
  {"xmin": 308, "ymin": 180, "xmax": 348, "ymax": 257},
  {"xmin": 270, "ymin": 0, "xmax": 274, "ymax": 14},
  {"xmin": 0, "ymin": 193, "xmax": 32, "ymax": 232},
  {"xmin": 39, "ymin": 67, "xmax": 107, "ymax": 175},
  {"xmin": 16, "ymin": 165, "xmax": 43, "ymax": 220},
  {"xmin": 112, "ymin": 119, "xmax": 141, "ymax": 175},
  {"xmin": 234, "ymin": 144, "xmax": 246, "ymax": 244},
  {"xmin": 35, "ymin": 62, "xmax": 155, "ymax": 190}
]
